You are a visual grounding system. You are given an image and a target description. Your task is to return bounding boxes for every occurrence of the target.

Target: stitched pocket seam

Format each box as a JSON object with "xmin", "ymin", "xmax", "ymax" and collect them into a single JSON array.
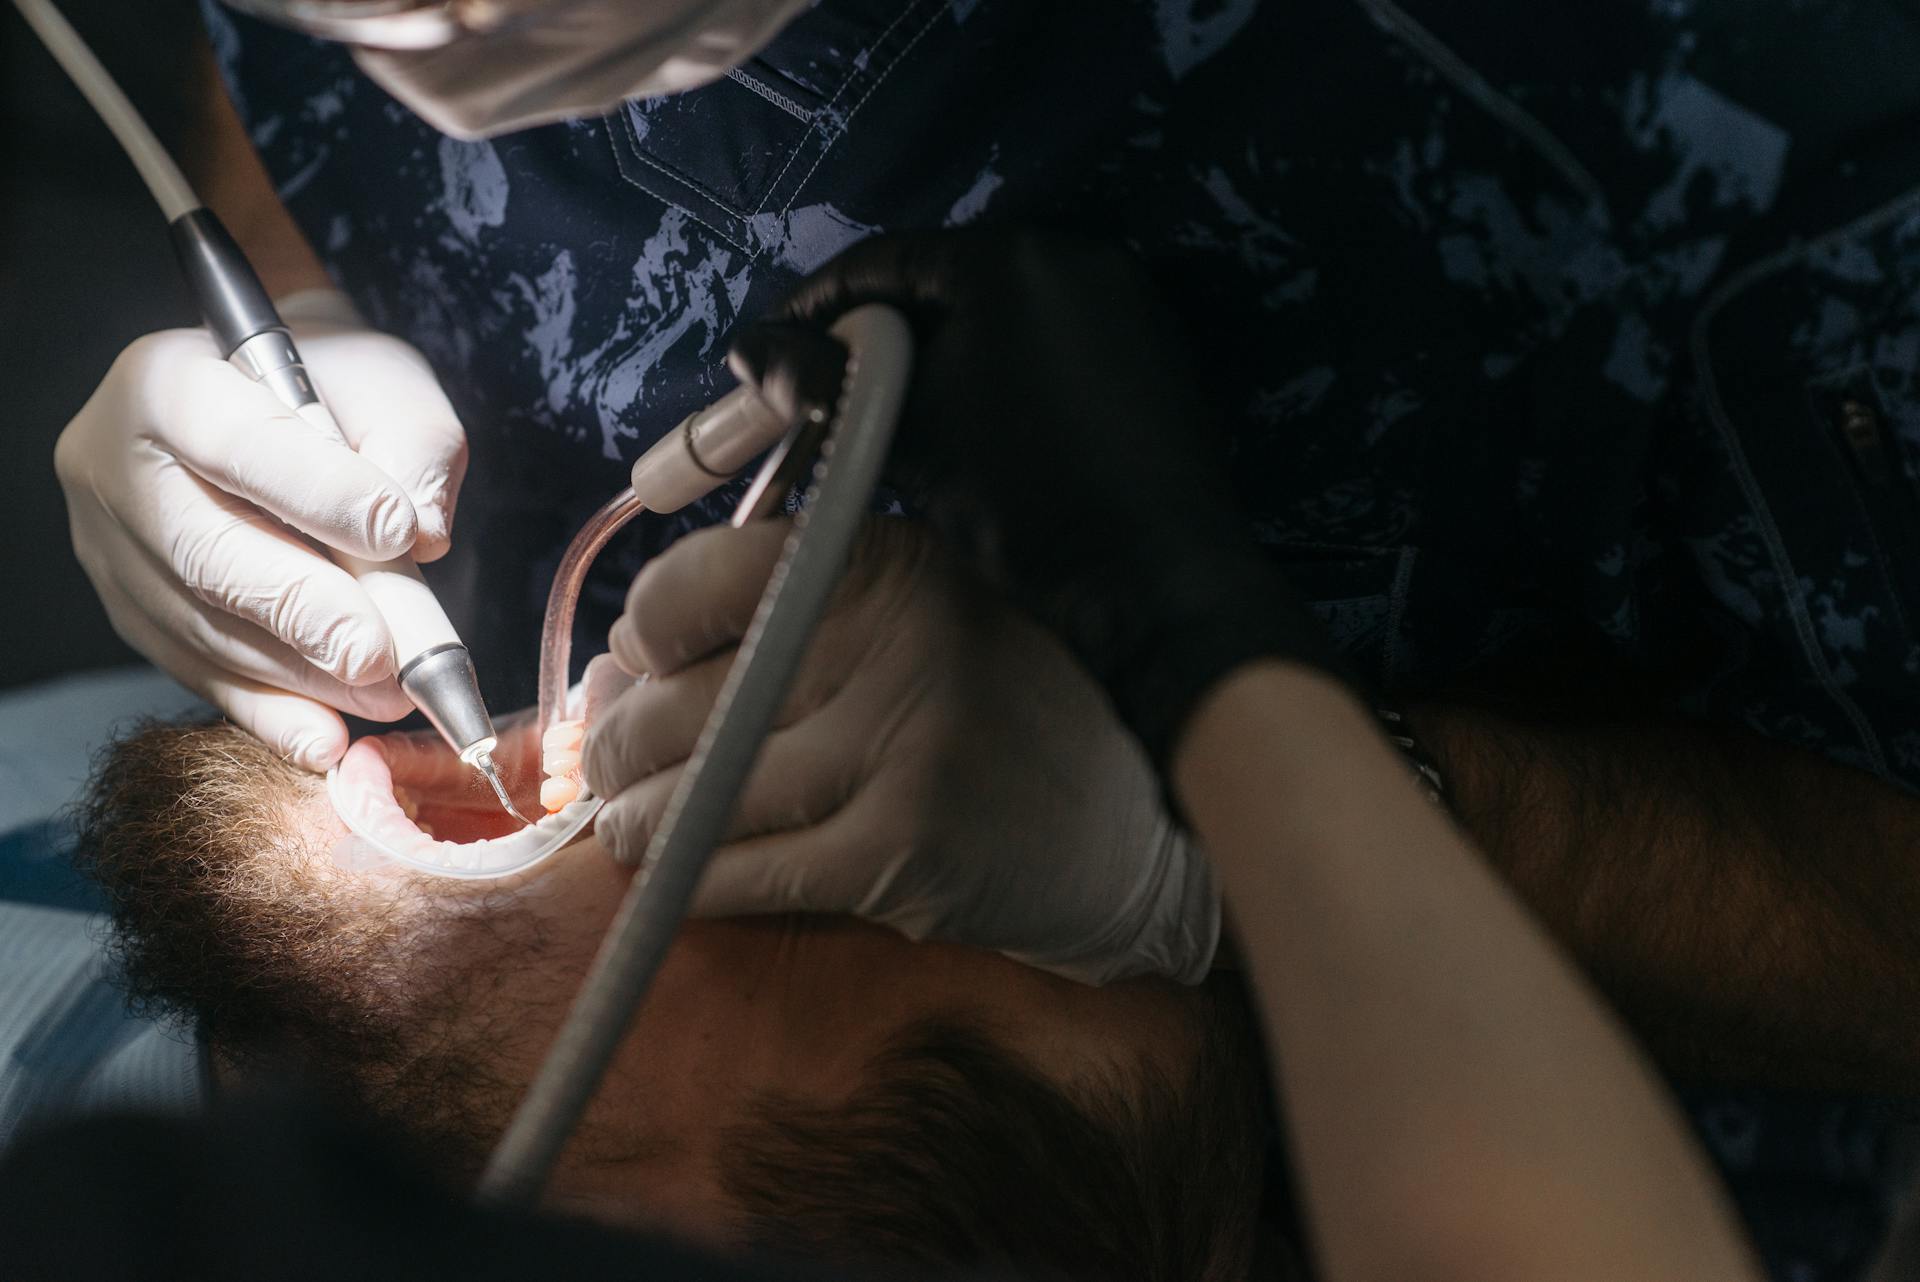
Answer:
[
  {"xmin": 759, "ymin": 0, "xmax": 946, "ymax": 236},
  {"xmin": 606, "ymin": 112, "xmax": 753, "ymax": 253},
  {"xmin": 1688, "ymin": 186, "xmax": 1920, "ymax": 771}
]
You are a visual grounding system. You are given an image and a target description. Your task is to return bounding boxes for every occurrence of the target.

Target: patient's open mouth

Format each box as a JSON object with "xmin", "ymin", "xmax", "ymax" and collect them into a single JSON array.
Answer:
[{"xmin": 327, "ymin": 713, "xmax": 602, "ymax": 879}]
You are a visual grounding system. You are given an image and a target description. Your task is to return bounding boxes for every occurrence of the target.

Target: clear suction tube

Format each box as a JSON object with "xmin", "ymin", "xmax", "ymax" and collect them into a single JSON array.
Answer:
[
  {"xmin": 538, "ymin": 488, "xmax": 648, "ymax": 738},
  {"xmin": 537, "ymin": 383, "xmax": 797, "ymax": 735},
  {"xmin": 332, "ymin": 378, "xmax": 802, "ymax": 878},
  {"xmin": 327, "ymin": 491, "xmax": 646, "ymax": 881}
]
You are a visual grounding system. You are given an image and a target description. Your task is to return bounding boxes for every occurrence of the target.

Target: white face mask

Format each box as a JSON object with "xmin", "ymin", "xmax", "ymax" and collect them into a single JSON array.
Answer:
[{"xmin": 349, "ymin": 0, "xmax": 816, "ymax": 139}]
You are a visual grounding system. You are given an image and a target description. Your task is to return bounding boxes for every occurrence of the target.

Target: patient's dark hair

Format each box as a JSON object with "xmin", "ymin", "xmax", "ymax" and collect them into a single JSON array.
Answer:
[
  {"xmin": 724, "ymin": 989, "xmax": 1267, "ymax": 1282},
  {"xmin": 75, "ymin": 720, "xmax": 1269, "ymax": 1282}
]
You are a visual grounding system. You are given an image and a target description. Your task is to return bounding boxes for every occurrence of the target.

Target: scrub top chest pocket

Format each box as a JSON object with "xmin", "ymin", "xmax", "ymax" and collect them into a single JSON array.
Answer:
[
  {"xmin": 606, "ymin": 0, "xmax": 935, "ymax": 255},
  {"xmin": 1692, "ymin": 194, "xmax": 1920, "ymax": 781}
]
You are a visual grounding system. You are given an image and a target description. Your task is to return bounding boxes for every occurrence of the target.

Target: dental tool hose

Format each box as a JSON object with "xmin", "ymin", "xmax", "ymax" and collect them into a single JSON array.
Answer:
[
  {"xmin": 11, "ymin": 0, "xmax": 520, "ymax": 816},
  {"xmin": 479, "ymin": 304, "xmax": 913, "ymax": 1207}
]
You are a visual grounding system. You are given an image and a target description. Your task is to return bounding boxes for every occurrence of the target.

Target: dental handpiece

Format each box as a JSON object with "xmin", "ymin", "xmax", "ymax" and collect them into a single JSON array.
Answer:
[
  {"xmin": 171, "ymin": 215, "xmax": 524, "ymax": 822},
  {"xmin": 12, "ymin": 0, "xmax": 523, "ymax": 821}
]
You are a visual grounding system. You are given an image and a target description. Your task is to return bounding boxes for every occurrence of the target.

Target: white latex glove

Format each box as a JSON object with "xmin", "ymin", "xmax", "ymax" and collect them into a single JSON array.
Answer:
[
  {"xmin": 54, "ymin": 289, "xmax": 468, "ymax": 770},
  {"xmin": 583, "ymin": 518, "xmax": 1221, "ymax": 986}
]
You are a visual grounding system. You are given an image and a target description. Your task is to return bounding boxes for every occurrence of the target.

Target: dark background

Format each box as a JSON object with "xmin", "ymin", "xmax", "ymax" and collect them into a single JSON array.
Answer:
[{"xmin": 1, "ymin": 0, "xmax": 204, "ymax": 689}]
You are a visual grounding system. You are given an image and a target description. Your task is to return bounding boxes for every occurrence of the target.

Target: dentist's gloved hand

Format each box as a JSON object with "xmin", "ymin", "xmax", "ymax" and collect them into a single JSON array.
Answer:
[
  {"xmin": 732, "ymin": 231, "xmax": 1348, "ymax": 773},
  {"xmin": 55, "ymin": 289, "xmax": 469, "ymax": 771},
  {"xmin": 584, "ymin": 517, "xmax": 1220, "ymax": 986}
]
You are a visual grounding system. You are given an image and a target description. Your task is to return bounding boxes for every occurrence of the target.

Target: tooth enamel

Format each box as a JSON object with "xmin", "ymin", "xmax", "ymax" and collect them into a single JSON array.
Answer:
[
  {"xmin": 542, "ymin": 720, "xmax": 586, "ymax": 753},
  {"xmin": 541, "ymin": 776, "xmax": 581, "ymax": 813},
  {"xmin": 543, "ymin": 747, "xmax": 582, "ymax": 775}
]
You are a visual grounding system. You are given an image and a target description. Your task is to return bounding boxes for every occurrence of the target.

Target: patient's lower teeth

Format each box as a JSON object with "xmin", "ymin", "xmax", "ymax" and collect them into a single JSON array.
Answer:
[
  {"xmin": 542, "ymin": 719, "xmax": 586, "ymax": 753},
  {"xmin": 541, "ymin": 776, "xmax": 581, "ymax": 812}
]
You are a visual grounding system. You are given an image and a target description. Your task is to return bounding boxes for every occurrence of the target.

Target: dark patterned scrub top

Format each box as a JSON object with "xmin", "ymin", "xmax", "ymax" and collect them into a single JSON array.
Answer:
[{"xmin": 205, "ymin": 2, "xmax": 1920, "ymax": 1276}]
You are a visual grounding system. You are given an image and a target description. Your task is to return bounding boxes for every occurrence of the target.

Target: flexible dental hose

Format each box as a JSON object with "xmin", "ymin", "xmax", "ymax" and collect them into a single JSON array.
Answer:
[
  {"xmin": 9, "ymin": 0, "xmax": 200, "ymax": 221},
  {"xmin": 478, "ymin": 304, "xmax": 913, "ymax": 1206}
]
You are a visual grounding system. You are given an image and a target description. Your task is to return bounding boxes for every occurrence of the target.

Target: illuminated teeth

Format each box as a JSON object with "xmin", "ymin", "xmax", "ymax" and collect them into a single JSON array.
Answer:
[
  {"xmin": 542, "ymin": 719, "xmax": 586, "ymax": 753},
  {"xmin": 538, "ymin": 718, "xmax": 590, "ymax": 814},
  {"xmin": 541, "ymin": 775, "xmax": 581, "ymax": 813}
]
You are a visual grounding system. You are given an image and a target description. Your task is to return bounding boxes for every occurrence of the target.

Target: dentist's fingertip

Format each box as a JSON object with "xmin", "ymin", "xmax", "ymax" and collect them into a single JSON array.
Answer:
[
  {"xmin": 288, "ymin": 727, "xmax": 346, "ymax": 773},
  {"xmin": 581, "ymin": 726, "xmax": 613, "ymax": 799},
  {"xmin": 411, "ymin": 527, "xmax": 453, "ymax": 563},
  {"xmin": 354, "ymin": 676, "xmax": 414, "ymax": 721},
  {"xmin": 406, "ymin": 477, "xmax": 459, "ymax": 562},
  {"xmin": 328, "ymin": 626, "xmax": 396, "ymax": 687},
  {"xmin": 360, "ymin": 486, "xmax": 420, "ymax": 560}
]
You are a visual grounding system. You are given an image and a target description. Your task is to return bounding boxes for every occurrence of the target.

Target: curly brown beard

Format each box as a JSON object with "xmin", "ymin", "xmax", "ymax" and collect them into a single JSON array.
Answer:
[
  {"xmin": 70, "ymin": 719, "xmax": 537, "ymax": 1175},
  {"xmin": 69, "ymin": 721, "xmax": 1276, "ymax": 1279}
]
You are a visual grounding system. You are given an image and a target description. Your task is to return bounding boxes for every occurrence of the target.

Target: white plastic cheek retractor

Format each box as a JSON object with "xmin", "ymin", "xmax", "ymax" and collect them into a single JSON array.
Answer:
[{"xmin": 326, "ymin": 735, "xmax": 603, "ymax": 880}]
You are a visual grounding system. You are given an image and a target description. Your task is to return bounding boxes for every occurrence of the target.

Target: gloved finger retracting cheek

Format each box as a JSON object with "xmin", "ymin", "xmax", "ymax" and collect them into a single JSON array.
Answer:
[
  {"xmin": 598, "ymin": 722, "xmax": 865, "ymax": 873},
  {"xmin": 582, "ymin": 662, "xmax": 727, "ymax": 800},
  {"xmin": 606, "ymin": 615, "xmax": 647, "ymax": 679},
  {"xmin": 577, "ymin": 653, "xmax": 636, "ymax": 723},
  {"xmin": 584, "ymin": 641, "xmax": 853, "ymax": 804}
]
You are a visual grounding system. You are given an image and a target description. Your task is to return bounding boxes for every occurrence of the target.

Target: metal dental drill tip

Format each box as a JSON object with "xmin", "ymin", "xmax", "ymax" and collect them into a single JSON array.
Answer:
[
  {"xmin": 398, "ymin": 643, "xmax": 529, "ymax": 826},
  {"xmin": 473, "ymin": 750, "xmax": 533, "ymax": 827}
]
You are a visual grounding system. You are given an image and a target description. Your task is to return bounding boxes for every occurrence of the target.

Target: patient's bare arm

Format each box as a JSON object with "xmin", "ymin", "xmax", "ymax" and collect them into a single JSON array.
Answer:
[
  {"xmin": 1179, "ymin": 663, "xmax": 1760, "ymax": 1282},
  {"xmin": 1413, "ymin": 698, "xmax": 1920, "ymax": 1094}
]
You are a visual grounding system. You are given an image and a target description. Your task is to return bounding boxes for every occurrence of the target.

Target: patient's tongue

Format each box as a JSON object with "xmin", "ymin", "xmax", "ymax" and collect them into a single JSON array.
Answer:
[{"xmin": 409, "ymin": 795, "xmax": 522, "ymax": 843}]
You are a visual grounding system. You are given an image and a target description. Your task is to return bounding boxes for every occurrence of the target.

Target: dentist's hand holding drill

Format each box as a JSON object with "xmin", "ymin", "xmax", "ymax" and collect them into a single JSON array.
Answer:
[{"xmin": 55, "ymin": 289, "xmax": 468, "ymax": 771}]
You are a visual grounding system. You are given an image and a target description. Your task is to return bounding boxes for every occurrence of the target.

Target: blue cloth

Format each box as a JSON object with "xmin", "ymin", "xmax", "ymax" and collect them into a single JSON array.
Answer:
[
  {"xmin": 0, "ymin": 902, "xmax": 204, "ymax": 1152},
  {"xmin": 0, "ymin": 669, "xmax": 212, "ymax": 1151},
  {"xmin": 202, "ymin": 0, "xmax": 1920, "ymax": 779},
  {"xmin": 198, "ymin": 3, "xmax": 1920, "ymax": 1277}
]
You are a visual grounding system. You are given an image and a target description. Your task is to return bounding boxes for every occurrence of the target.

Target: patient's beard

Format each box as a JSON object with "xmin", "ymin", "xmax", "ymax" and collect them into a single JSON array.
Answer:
[{"xmin": 73, "ymin": 720, "xmax": 539, "ymax": 1174}]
